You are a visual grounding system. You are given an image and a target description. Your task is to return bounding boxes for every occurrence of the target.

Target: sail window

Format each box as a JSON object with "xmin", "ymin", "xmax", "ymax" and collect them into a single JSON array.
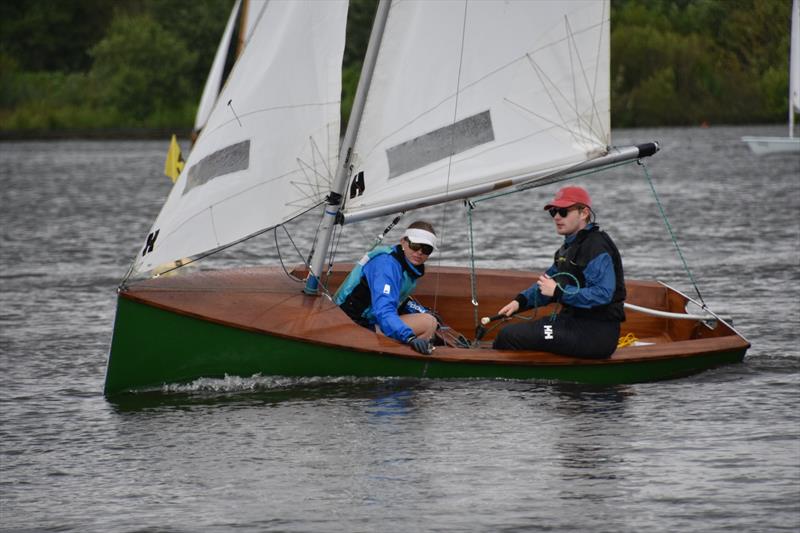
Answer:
[
  {"xmin": 184, "ymin": 140, "xmax": 250, "ymax": 194},
  {"xmin": 386, "ymin": 110, "xmax": 494, "ymax": 179}
]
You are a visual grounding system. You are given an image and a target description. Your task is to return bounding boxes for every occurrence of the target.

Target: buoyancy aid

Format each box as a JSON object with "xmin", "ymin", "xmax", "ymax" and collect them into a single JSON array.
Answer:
[
  {"xmin": 553, "ymin": 225, "xmax": 626, "ymax": 321},
  {"xmin": 335, "ymin": 245, "xmax": 422, "ymax": 328}
]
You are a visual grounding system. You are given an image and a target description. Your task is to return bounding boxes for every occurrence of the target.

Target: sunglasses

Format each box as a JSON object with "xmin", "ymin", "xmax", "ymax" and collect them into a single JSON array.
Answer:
[
  {"xmin": 548, "ymin": 206, "xmax": 581, "ymax": 218},
  {"xmin": 407, "ymin": 241, "xmax": 433, "ymax": 255}
]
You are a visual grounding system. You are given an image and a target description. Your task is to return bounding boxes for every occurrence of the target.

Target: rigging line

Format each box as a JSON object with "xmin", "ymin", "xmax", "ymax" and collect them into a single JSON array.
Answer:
[
  {"xmin": 305, "ymin": 200, "xmax": 328, "ymax": 269},
  {"xmin": 521, "ymin": 56, "xmax": 602, "ymax": 144},
  {"xmin": 588, "ymin": 0, "xmax": 609, "ymax": 138},
  {"xmin": 565, "ymin": 16, "xmax": 581, "ymax": 143},
  {"xmin": 525, "ymin": 55, "xmax": 580, "ymax": 147},
  {"xmin": 304, "ymin": 132, "xmax": 335, "ymax": 191},
  {"xmin": 325, "ymin": 222, "xmax": 342, "ymax": 278},
  {"xmin": 433, "ymin": 0, "xmax": 470, "ymax": 314},
  {"xmin": 281, "ymin": 224, "xmax": 310, "ymax": 272},
  {"xmin": 274, "ymin": 226, "xmax": 304, "ymax": 283},
  {"xmin": 466, "ymin": 200, "xmax": 480, "ymax": 333},
  {"xmin": 564, "ymin": 9, "xmax": 607, "ymax": 143},
  {"xmin": 639, "ymin": 160, "xmax": 706, "ymax": 305},
  {"xmin": 119, "ymin": 259, "xmax": 137, "ymax": 290},
  {"xmin": 504, "ymin": 97, "xmax": 601, "ymax": 145},
  {"xmin": 280, "ymin": 222, "xmax": 335, "ymax": 297}
]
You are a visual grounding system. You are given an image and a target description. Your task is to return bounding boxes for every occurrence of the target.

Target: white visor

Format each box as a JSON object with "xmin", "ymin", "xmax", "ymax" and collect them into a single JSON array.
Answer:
[{"xmin": 403, "ymin": 228, "xmax": 437, "ymax": 249}]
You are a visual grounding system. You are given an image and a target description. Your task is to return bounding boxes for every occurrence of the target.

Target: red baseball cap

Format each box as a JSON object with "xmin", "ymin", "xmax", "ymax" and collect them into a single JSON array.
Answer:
[{"xmin": 543, "ymin": 185, "xmax": 592, "ymax": 210}]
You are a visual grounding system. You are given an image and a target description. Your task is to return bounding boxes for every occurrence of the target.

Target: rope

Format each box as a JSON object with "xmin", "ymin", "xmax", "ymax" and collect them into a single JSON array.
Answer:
[
  {"xmin": 639, "ymin": 160, "xmax": 706, "ymax": 305},
  {"xmin": 274, "ymin": 225, "xmax": 306, "ymax": 283},
  {"xmin": 466, "ymin": 200, "xmax": 480, "ymax": 332},
  {"xmin": 429, "ymin": 1, "xmax": 469, "ymax": 325},
  {"xmin": 546, "ymin": 271, "xmax": 580, "ymax": 321},
  {"xmin": 551, "ymin": 271, "xmax": 580, "ymax": 295},
  {"xmin": 616, "ymin": 332, "xmax": 638, "ymax": 348}
]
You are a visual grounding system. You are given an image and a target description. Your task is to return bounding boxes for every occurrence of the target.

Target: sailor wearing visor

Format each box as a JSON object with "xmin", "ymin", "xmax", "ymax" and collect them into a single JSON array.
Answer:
[{"xmin": 335, "ymin": 221, "xmax": 438, "ymax": 354}]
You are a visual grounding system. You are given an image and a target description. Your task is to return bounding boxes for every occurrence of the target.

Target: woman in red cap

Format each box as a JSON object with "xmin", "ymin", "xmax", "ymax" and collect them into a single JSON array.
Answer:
[{"xmin": 492, "ymin": 185, "xmax": 626, "ymax": 358}]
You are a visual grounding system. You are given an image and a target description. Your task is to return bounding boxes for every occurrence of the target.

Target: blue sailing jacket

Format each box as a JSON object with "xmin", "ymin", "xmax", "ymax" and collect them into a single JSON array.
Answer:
[
  {"xmin": 516, "ymin": 223, "xmax": 626, "ymax": 321},
  {"xmin": 335, "ymin": 245, "xmax": 428, "ymax": 342}
]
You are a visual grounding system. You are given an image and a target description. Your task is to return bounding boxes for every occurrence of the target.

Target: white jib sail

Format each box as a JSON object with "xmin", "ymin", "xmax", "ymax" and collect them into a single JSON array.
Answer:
[
  {"xmin": 193, "ymin": 0, "xmax": 242, "ymax": 134},
  {"xmin": 133, "ymin": 0, "xmax": 348, "ymax": 277},
  {"xmin": 342, "ymin": 0, "xmax": 610, "ymax": 223}
]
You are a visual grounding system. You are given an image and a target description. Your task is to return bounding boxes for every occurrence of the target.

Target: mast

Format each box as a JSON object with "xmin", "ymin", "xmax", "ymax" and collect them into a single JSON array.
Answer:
[
  {"xmin": 237, "ymin": 0, "xmax": 250, "ymax": 57},
  {"xmin": 790, "ymin": 0, "xmax": 799, "ymax": 138},
  {"xmin": 304, "ymin": 0, "xmax": 392, "ymax": 295}
]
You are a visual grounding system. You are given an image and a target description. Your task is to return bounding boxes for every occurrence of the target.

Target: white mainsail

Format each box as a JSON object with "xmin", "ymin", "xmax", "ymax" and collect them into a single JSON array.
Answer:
[
  {"xmin": 133, "ymin": 0, "xmax": 348, "ymax": 277},
  {"xmin": 341, "ymin": 0, "xmax": 610, "ymax": 223}
]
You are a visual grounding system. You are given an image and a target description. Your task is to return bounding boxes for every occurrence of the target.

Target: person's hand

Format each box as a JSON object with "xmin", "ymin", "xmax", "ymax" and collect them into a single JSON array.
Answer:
[
  {"xmin": 498, "ymin": 300, "xmax": 520, "ymax": 317},
  {"xmin": 408, "ymin": 336, "xmax": 433, "ymax": 355},
  {"xmin": 537, "ymin": 274, "xmax": 557, "ymax": 297}
]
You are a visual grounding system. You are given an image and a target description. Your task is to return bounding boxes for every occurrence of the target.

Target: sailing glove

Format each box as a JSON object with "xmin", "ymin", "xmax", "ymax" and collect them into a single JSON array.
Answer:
[{"xmin": 407, "ymin": 335, "xmax": 433, "ymax": 355}]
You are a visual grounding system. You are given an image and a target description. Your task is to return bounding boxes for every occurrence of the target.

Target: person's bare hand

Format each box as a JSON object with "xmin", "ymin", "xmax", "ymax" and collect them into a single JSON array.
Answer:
[
  {"xmin": 498, "ymin": 300, "xmax": 520, "ymax": 317},
  {"xmin": 537, "ymin": 274, "xmax": 557, "ymax": 297}
]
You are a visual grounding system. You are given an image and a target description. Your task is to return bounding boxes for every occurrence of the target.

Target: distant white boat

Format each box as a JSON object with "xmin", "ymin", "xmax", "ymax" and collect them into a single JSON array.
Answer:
[
  {"xmin": 741, "ymin": 135, "xmax": 799, "ymax": 155},
  {"xmin": 743, "ymin": 0, "xmax": 800, "ymax": 155}
]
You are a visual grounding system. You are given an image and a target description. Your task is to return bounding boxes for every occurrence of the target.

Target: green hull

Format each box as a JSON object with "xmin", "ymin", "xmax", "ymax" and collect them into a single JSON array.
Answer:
[{"xmin": 105, "ymin": 296, "xmax": 746, "ymax": 396}]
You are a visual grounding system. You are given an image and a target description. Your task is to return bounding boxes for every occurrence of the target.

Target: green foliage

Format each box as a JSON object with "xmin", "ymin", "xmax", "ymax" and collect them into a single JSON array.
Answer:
[
  {"xmin": 139, "ymin": 0, "xmax": 236, "ymax": 96},
  {"xmin": 610, "ymin": 0, "xmax": 792, "ymax": 126},
  {"xmin": 341, "ymin": 62, "xmax": 362, "ymax": 132},
  {"xmin": 0, "ymin": 0, "xmax": 794, "ymax": 133},
  {"xmin": 345, "ymin": 0, "xmax": 378, "ymax": 66},
  {"xmin": 0, "ymin": 0, "xmax": 115, "ymax": 71},
  {"xmin": 89, "ymin": 13, "xmax": 196, "ymax": 124}
]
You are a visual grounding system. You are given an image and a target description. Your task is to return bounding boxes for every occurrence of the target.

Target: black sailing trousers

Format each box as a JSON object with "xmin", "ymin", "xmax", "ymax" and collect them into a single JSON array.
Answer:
[{"xmin": 492, "ymin": 314, "xmax": 620, "ymax": 359}]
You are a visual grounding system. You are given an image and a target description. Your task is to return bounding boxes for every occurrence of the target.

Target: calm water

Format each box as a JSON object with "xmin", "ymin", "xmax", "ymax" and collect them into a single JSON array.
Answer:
[{"xmin": 1, "ymin": 125, "xmax": 798, "ymax": 532}]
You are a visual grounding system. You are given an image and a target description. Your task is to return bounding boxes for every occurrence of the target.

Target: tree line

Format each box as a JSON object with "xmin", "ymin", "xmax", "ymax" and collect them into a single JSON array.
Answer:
[{"xmin": 0, "ymin": 0, "xmax": 792, "ymax": 135}]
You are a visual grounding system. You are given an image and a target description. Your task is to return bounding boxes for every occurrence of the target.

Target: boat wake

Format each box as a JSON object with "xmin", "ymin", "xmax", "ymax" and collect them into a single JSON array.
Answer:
[{"xmin": 159, "ymin": 373, "xmax": 415, "ymax": 394}]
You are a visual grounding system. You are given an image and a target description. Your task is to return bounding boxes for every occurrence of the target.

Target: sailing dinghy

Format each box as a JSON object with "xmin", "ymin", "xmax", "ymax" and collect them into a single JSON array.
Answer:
[
  {"xmin": 742, "ymin": 0, "xmax": 800, "ymax": 155},
  {"xmin": 105, "ymin": 0, "xmax": 749, "ymax": 396}
]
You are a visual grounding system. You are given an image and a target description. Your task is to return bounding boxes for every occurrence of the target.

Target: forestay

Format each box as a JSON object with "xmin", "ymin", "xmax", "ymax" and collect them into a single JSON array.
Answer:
[
  {"xmin": 791, "ymin": 0, "xmax": 799, "ymax": 118},
  {"xmin": 132, "ymin": 1, "xmax": 348, "ymax": 277},
  {"xmin": 342, "ymin": 0, "xmax": 610, "ymax": 223}
]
